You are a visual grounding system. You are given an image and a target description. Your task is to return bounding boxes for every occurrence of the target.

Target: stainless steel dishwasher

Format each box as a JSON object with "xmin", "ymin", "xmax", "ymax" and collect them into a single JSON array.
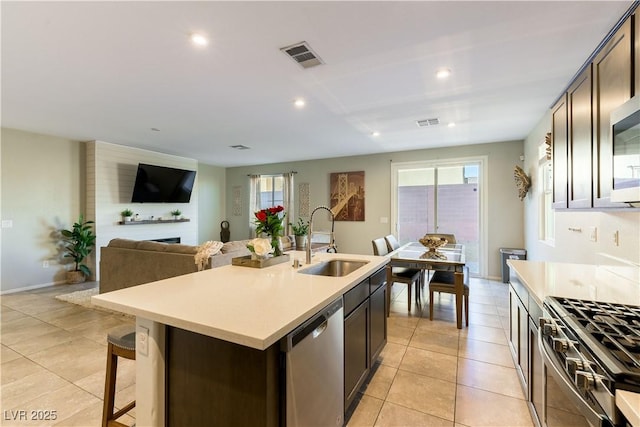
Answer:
[{"xmin": 282, "ymin": 297, "xmax": 344, "ymax": 427}]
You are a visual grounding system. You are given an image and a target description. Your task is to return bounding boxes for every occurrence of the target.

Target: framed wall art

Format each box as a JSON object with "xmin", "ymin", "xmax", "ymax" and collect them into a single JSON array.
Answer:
[{"xmin": 329, "ymin": 171, "xmax": 365, "ymax": 221}]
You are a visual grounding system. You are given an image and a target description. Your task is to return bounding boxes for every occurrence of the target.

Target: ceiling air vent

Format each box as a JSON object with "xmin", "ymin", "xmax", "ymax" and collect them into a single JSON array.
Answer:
[
  {"xmin": 416, "ymin": 118, "xmax": 440, "ymax": 127},
  {"xmin": 281, "ymin": 41, "xmax": 323, "ymax": 69}
]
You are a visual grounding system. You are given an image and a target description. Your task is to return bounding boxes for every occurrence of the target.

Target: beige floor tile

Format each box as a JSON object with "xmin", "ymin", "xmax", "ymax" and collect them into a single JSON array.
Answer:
[
  {"xmin": 1, "ymin": 369, "xmax": 71, "ymax": 410},
  {"xmin": 457, "ymin": 358, "xmax": 524, "ymax": 399},
  {"xmin": 1, "ymin": 306, "xmax": 29, "ymax": 323},
  {"xmin": 30, "ymin": 304, "xmax": 87, "ymax": 324},
  {"xmin": 8, "ymin": 328, "xmax": 77, "ymax": 356},
  {"xmin": 48, "ymin": 309, "xmax": 113, "ymax": 330},
  {"xmin": 375, "ymin": 401, "xmax": 454, "ymax": 426},
  {"xmin": 386, "ymin": 370, "xmax": 455, "ymax": 421},
  {"xmin": 387, "ymin": 323, "xmax": 415, "ymax": 346},
  {"xmin": 468, "ymin": 302, "xmax": 498, "ymax": 315},
  {"xmin": 27, "ymin": 337, "xmax": 107, "ymax": 382},
  {"xmin": 387, "ymin": 315, "xmax": 420, "ymax": 330},
  {"xmin": 1, "ymin": 345, "xmax": 23, "ymax": 364},
  {"xmin": 409, "ymin": 329, "xmax": 459, "ymax": 356},
  {"xmin": 9, "ymin": 383, "xmax": 101, "ymax": 426},
  {"xmin": 466, "ymin": 312, "xmax": 502, "ymax": 329},
  {"xmin": 361, "ymin": 363, "xmax": 397, "ymax": 400},
  {"xmin": 1, "ymin": 317, "xmax": 62, "ymax": 346},
  {"xmin": 455, "ymin": 385, "xmax": 533, "ymax": 427},
  {"xmin": 1, "ymin": 357, "xmax": 46, "ymax": 385},
  {"xmin": 346, "ymin": 394, "xmax": 384, "ymax": 427},
  {"xmin": 377, "ymin": 342, "xmax": 407, "ymax": 368},
  {"xmin": 399, "ymin": 347, "xmax": 457, "ymax": 383},
  {"xmin": 74, "ymin": 357, "xmax": 135, "ymax": 397},
  {"xmin": 460, "ymin": 324, "xmax": 507, "ymax": 346},
  {"xmin": 414, "ymin": 318, "xmax": 460, "ymax": 337},
  {"xmin": 458, "ymin": 338, "xmax": 514, "ymax": 368}
]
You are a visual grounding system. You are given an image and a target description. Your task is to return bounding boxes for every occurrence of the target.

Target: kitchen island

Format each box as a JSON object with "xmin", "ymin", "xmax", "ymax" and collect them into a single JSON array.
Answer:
[{"xmin": 92, "ymin": 250, "xmax": 388, "ymax": 426}]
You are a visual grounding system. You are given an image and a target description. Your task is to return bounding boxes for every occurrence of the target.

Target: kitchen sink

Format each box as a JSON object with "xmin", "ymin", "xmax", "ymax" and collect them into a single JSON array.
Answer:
[{"xmin": 298, "ymin": 259, "xmax": 369, "ymax": 277}]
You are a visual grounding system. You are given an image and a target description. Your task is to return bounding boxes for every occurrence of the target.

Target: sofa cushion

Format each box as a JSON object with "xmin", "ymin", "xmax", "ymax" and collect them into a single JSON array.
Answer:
[
  {"xmin": 165, "ymin": 243, "xmax": 199, "ymax": 254},
  {"xmin": 136, "ymin": 240, "xmax": 170, "ymax": 252},
  {"xmin": 221, "ymin": 240, "xmax": 249, "ymax": 254},
  {"xmin": 108, "ymin": 238, "xmax": 139, "ymax": 249}
]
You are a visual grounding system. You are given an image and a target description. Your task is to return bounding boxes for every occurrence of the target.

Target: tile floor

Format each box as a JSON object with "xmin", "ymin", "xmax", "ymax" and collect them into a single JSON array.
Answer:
[{"xmin": 0, "ymin": 277, "xmax": 534, "ymax": 427}]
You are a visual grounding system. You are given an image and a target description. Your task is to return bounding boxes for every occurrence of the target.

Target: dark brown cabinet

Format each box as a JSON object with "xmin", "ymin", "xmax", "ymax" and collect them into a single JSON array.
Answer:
[
  {"xmin": 344, "ymin": 299, "xmax": 369, "ymax": 409},
  {"xmin": 592, "ymin": 18, "xmax": 633, "ymax": 207},
  {"xmin": 568, "ymin": 67, "xmax": 593, "ymax": 208},
  {"xmin": 552, "ymin": 95, "xmax": 569, "ymax": 209},
  {"xmin": 509, "ymin": 286, "xmax": 529, "ymax": 388},
  {"xmin": 344, "ymin": 267, "xmax": 387, "ymax": 410}
]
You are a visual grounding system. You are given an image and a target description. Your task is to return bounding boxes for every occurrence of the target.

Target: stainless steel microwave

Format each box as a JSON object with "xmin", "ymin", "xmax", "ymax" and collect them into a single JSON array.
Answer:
[{"xmin": 610, "ymin": 95, "xmax": 640, "ymax": 204}]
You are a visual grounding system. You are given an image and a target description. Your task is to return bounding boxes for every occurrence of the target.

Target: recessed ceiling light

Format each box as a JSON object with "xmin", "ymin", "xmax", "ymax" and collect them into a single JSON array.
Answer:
[
  {"xmin": 190, "ymin": 33, "xmax": 209, "ymax": 47},
  {"xmin": 436, "ymin": 68, "xmax": 451, "ymax": 79},
  {"xmin": 371, "ymin": 131, "xmax": 380, "ymax": 137},
  {"xmin": 447, "ymin": 122, "xmax": 456, "ymax": 128},
  {"xmin": 293, "ymin": 98, "xmax": 306, "ymax": 108}
]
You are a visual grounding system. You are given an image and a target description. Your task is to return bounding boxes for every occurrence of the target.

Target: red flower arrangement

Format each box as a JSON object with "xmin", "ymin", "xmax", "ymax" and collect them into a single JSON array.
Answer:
[{"xmin": 254, "ymin": 205, "xmax": 286, "ymax": 256}]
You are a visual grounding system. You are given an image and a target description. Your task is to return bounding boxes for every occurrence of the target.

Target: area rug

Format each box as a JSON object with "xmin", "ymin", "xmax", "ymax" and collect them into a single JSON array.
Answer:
[{"xmin": 55, "ymin": 287, "xmax": 99, "ymax": 308}]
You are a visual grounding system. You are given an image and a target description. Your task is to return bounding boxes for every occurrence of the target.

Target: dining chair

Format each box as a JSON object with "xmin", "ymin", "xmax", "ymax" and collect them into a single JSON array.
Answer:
[
  {"xmin": 428, "ymin": 269, "xmax": 469, "ymax": 326},
  {"xmin": 421, "ymin": 233, "xmax": 457, "ymax": 281},
  {"xmin": 383, "ymin": 234, "xmax": 401, "ymax": 252},
  {"xmin": 372, "ymin": 237, "xmax": 422, "ymax": 312}
]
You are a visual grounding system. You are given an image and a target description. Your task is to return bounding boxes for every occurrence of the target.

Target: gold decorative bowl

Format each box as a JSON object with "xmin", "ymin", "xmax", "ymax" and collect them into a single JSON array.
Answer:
[{"xmin": 418, "ymin": 236, "xmax": 448, "ymax": 252}]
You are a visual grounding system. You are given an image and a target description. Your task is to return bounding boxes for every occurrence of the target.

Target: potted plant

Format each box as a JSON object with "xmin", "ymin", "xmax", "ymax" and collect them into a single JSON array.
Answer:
[
  {"xmin": 289, "ymin": 217, "xmax": 309, "ymax": 249},
  {"xmin": 171, "ymin": 209, "xmax": 182, "ymax": 220},
  {"xmin": 60, "ymin": 214, "xmax": 96, "ymax": 284},
  {"xmin": 121, "ymin": 208, "xmax": 134, "ymax": 222}
]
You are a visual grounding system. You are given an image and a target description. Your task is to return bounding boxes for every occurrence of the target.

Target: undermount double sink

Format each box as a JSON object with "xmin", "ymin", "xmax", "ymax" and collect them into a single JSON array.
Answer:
[{"xmin": 298, "ymin": 259, "xmax": 369, "ymax": 277}]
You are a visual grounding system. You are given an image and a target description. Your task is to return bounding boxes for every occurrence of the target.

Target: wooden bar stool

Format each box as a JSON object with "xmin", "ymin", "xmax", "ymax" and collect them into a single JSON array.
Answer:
[{"xmin": 102, "ymin": 325, "xmax": 136, "ymax": 427}]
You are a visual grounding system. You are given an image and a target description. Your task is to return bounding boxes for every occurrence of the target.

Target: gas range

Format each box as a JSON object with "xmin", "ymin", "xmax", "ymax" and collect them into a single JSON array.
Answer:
[{"xmin": 540, "ymin": 296, "xmax": 640, "ymax": 426}]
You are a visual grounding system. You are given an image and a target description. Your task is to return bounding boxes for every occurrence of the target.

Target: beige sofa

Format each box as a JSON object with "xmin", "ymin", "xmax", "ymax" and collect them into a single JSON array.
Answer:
[{"xmin": 99, "ymin": 238, "xmax": 252, "ymax": 294}]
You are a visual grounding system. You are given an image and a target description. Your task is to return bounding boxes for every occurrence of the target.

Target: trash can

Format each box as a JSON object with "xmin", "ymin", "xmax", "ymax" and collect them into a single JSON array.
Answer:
[{"xmin": 500, "ymin": 248, "xmax": 527, "ymax": 283}]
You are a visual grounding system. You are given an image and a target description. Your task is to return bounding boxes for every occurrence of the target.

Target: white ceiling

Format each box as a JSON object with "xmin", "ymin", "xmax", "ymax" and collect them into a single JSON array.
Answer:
[{"xmin": 1, "ymin": 1, "xmax": 633, "ymax": 167}]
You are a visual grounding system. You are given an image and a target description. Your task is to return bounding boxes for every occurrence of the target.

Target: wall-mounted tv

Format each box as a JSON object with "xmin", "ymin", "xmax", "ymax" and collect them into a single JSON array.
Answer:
[{"xmin": 131, "ymin": 163, "xmax": 196, "ymax": 203}]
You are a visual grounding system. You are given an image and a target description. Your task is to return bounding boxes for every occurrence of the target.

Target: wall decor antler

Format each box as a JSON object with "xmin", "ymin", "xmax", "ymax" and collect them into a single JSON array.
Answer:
[{"xmin": 514, "ymin": 165, "xmax": 531, "ymax": 201}]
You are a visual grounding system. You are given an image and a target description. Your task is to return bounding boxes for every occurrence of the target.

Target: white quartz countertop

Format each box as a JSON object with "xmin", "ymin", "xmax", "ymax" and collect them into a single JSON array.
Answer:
[
  {"xmin": 506, "ymin": 259, "xmax": 640, "ymax": 307},
  {"xmin": 92, "ymin": 251, "xmax": 388, "ymax": 350}
]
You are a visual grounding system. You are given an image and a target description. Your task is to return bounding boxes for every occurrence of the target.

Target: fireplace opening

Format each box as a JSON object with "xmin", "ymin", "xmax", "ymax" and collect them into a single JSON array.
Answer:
[{"xmin": 150, "ymin": 237, "xmax": 181, "ymax": 244}]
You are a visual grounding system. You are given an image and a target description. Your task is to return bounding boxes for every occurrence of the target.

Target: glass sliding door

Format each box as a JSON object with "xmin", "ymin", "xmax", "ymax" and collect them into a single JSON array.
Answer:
[{"xmin": 392, "ymin": 159, "xmax": 484, "ymax": 276}]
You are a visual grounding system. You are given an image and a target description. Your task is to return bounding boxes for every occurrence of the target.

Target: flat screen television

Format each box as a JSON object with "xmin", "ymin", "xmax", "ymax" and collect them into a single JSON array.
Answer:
[{"xmin": 131, "ymin": 163, "xmax": 196, "ymax": 203}]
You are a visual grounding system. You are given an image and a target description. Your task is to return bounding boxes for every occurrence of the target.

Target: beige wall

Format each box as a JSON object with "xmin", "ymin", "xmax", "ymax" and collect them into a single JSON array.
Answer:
[
  {"xmin": 1, "ymin": 128, "xmax": 83, "ymax": 292},
  {"xmin": 226, "ymin": 140, "xmax": 525, "ymax": 279},
  {"xmin": 523, "ymin": 113, "xmax": 640, "ymax": 266},
  {"xmin": 0, "ymin": 129, "xmax": 227, "ymax": 293}
]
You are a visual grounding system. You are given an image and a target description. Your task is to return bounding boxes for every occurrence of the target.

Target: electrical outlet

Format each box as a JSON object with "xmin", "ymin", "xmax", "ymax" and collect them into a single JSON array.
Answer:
[
  {"xmin": 589, "ymin": 226, "xmax": 597, "ymax": 242},
  {"xmin": 138, "ymin": 326, "xmax": 149, "ymax": 356},
  {"xmin": 42, "ymin": 260, "xmax": 49, "ymax": 268}
]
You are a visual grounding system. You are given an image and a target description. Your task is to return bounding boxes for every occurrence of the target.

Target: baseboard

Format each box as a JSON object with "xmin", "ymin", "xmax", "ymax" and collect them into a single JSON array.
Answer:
[{"xmin": 0, "ymin": 280, "xmax": 66, "ymax": 295}]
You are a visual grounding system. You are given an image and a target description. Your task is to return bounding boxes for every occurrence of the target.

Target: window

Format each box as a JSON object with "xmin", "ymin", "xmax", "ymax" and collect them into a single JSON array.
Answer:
[{"xmin": 259, "ymin": 175, "xmax": 284, "ymax": 209}]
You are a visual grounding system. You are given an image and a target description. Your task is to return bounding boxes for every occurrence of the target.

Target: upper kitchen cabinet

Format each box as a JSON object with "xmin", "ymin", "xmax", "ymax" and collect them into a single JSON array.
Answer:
[
  {"xmin": 568, "ymin": 66, "xmax": 593, "ymax": 209},
  {"xmin": 552, "ymin": 95, "xmax": 569, "ymax": 209},
  {"xmin": 592, "ymin": 17, "xmax": 633, "ymax": 207}
]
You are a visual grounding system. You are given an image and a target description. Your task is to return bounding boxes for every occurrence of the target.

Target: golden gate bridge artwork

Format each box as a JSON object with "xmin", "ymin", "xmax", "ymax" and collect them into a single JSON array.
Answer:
[{"xmin": 329, "ymin": 171, "xmax": 365, "ymax": 221}]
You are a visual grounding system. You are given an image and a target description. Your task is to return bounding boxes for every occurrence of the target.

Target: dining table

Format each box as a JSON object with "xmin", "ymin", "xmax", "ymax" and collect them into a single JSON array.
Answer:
[{"xmin": 385, "ymin": 242, "xmax": 467, "ymax": 328}]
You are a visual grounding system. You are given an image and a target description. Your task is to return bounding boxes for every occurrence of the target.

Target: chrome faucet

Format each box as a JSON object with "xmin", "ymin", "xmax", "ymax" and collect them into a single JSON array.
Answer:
[{"xmin": 306, "ymin": 205, "xmax": 337, "ymax": 264}]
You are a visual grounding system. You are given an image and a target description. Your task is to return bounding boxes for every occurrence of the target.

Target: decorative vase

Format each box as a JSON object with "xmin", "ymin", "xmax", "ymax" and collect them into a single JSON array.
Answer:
[
  {"xmin": 270, "ymin": 235, "xmax": 283, "ymax": 257},
  {"xmin": 295, "ymin": 235, "xmax": 307, "ymax": 249}
]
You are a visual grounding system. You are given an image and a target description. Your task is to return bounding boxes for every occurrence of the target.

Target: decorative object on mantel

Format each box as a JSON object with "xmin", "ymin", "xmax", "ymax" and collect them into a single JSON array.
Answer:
[
  {"xmin": 514, "ymin": 165, "xmax": 532, "ymax": 201},
  {"xmin": 60, "ymin": 214, "xmax": 96, "ymax": 284},
  {"xmin": 220, "ymin": 220, "xmax": 230, "ymax": 243},
  {"xmin": 195, "ymin": 240, "xmax": 223, "ymax": 271},
  {"xmin": 253, "ymin": 205, "xmax": 286, "ymax": 256},
  {"xmin": 171, "ymin": 209, "xmax": 182, "ymax": 220},
  {"xmin": 544, "ymin": 132, "xmax": 552, "ymax": 160},
  {"xmin": 120, "ymin": 209, "xmax": 134, "ymax": 222},
  {"xmin": 418, "ymin": 235, "xmax": 448, "ymax": 260},
  {"xmin": 118, "ymin": 218, "xmax": 190, "ymax": 225}
]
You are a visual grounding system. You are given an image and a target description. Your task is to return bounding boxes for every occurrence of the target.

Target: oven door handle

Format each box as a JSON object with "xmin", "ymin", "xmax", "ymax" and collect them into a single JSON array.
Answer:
[{"xmin": 539, "ymin": 332, "xmax": 608, "ymax": 427}]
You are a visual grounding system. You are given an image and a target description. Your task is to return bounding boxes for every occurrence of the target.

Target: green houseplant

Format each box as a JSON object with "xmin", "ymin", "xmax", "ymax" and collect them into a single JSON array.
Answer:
[
  {"xmin": 121, "ymin": 208, "xmax": 134, "ymax": 222},
  {"xmin": 171, "ymin": 209, "xmax": 182, "ymax": 220},
  {"xmin": 61, "ymin": 214, "xmax": 96, "ymax": 283},
  {"xmin": 289, "ymin": 217, "xmax": 309, "ymax": 249}
]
